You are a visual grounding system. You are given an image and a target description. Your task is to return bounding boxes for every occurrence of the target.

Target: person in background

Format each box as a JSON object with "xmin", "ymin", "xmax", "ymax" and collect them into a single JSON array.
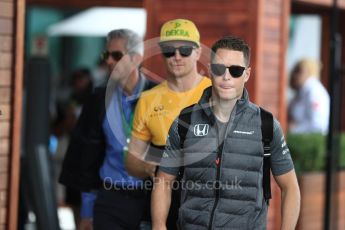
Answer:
[
  {"xmin": 59, "ymin": 29, "xmax": 155, "ymax": 230},
  {"xmin": 54, "ymin": 68, "xmax": 94, "ymax": 140},
  {"xmin": 92, "ymin": 59, "xmax": 109, "ymax": 88},
  {"xmin": 288, "ymin": 58, "xmax": 330, "ymax": 134},
  {"xmin": 51, "ymin": 68, "xmax": 94, "ymax": 225},
  {"xmin": 53, "ymin": 68, "xmax": 94, "ymax": 141}
]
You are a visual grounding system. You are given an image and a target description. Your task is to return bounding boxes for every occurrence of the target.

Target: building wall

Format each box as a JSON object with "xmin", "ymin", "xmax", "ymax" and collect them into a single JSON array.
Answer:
[
  {"xmin": 0, "ymin": 1, "xmax": 14, "ymax": 229},
  {"xmin": 259, "ymin": 2, "xmax": 290, "ymax": 228},
  {"xmin": 0, "ymin": 0, "xmax": 24, "ymax": 229}
]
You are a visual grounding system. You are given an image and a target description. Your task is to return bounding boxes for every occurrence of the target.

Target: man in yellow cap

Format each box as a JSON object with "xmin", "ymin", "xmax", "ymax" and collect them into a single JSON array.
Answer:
[{"xmin": 125, "ymin": 18, "xmax": 211, "ymax": 229}]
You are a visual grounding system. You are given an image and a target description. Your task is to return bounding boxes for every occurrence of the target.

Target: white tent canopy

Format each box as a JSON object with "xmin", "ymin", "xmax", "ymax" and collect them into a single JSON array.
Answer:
[{"xmin": 47, "ymin": 7, "xmax": 147, "ymax": 37}]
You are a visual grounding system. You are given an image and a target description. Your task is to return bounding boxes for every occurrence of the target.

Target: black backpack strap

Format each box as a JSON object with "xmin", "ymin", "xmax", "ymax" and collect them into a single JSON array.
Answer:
[
  {"xmin": 176, "ymin": 108, "xmax": 193, "ymax": 179},
  {"xmin": 260, "ymin": 107, "xmax": 274, "ymax": 204},
  {"xmin": 177, "ymin": 109, "xmax": 193, "ymax": 149}
]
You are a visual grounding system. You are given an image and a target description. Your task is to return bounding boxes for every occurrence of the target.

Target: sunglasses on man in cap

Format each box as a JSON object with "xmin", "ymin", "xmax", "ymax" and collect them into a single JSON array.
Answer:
[{"xmin": 160, "ymin": 45, "xmax": 197, "ymax": 58}]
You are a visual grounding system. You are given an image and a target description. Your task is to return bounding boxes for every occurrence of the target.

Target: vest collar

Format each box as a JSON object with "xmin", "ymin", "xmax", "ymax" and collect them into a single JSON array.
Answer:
[{"xmin": 198, "ymin": 86, "xmax": 250, "ymax": 124}]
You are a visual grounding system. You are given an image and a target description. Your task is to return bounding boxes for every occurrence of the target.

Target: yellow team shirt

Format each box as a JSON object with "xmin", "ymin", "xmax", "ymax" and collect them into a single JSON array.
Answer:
[{"xmin": 132, "ymin": 77, "xmax": 211, "ymax": 146}]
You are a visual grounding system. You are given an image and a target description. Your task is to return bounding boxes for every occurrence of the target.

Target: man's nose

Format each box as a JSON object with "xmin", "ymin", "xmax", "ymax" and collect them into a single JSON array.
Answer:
[
  {"xmin": 173, "ymin": 50, "xmax": 183, "ymax": 60},
  {"xmin": 105, "ymin": 55, "xmax": 113, "ymax": 63},
  {"xmin": 106, "ymin": 55, "xmax": 119, "ymax": 68},
  {"xmin": 223, "ymin": 69, "xmax": 232, "ymax": 81}
]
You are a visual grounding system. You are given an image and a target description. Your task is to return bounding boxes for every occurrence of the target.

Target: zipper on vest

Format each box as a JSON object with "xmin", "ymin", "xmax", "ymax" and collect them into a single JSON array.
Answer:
[
  {"xmin": 208, "ymin": 114, "xmax": 224, "ymax": 230},
  {"xmin": 208, "ymin": 103, "xmax": 237, "ymax": 230},
  {"xmin": 208, "ymin": 141, "xmax": 223, "ymax": 230}
]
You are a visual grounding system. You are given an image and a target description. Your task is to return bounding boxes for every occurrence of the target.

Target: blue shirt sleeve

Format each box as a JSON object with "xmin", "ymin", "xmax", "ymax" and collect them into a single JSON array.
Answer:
[{"xmin": 80, "ymin": 192, "xmax": 97, "ymax": 218}]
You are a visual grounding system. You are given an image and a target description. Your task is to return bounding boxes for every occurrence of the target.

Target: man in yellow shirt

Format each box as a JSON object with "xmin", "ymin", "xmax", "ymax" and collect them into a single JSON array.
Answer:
[{"xmin": 125, "ymin": 18, "xmax": 211, "ymax": 229}]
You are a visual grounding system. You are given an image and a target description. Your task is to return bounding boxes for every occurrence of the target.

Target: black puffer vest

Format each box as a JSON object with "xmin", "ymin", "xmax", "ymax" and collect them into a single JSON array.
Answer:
[{"xmin": 179, "ymin": 87, "xmax": 267, "ymax": 230}]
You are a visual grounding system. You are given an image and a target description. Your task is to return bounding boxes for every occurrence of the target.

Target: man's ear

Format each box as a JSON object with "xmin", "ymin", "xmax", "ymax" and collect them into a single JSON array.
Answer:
[
  {"xmin": 244, "ymin": 67, "xmax": 251, "ymax": 83},
  {"xmin": 195, "ymin": 46, "xmax": 202, "ymax": 61}
]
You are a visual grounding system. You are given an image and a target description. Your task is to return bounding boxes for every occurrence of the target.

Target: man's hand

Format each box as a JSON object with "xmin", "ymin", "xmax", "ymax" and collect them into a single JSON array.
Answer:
[
  {"xmin": 78, "ymin": 218, "xmax": 93, "ymax": 230},
  {"xmin": 144, "ymin": 163, "xmax": 156, "ymax": 179},
  {"xmin": 126, "ymin": 151, "xmax": 156, "ymax": 179},
  {"xmin": 126, "ymin": 136, "xmax": 156, "ymax": 178}
]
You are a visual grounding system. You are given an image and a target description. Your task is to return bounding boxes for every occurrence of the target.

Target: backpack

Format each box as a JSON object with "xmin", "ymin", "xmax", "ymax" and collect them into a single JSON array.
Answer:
[{"xmin": 177, "ymin": 107, "xmax": 273, "ymax": 203}]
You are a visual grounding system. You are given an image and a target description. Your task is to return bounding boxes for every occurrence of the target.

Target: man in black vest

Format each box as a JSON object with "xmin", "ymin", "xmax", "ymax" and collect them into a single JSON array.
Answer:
[{"xmin": 152, "ymin": 36, "xmax": 300, "ymax": 230}]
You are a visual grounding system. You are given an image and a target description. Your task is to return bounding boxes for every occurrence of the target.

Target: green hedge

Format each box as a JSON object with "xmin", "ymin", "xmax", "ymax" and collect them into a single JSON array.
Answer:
[{"xmin": 286, "ymin": 133, "xmax": 345, "ymax": 173}]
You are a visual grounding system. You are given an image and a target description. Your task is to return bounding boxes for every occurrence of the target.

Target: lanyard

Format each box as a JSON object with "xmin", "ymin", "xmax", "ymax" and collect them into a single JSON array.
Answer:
[
  {"xmin": 116, "ymin": 89, "xmax": 134, "ymax": 143},
  {"xmin": 115, "ymin": 90, "xmax": 132, "ymax": 162},
  {"xmin": 113, "ymin": 74, "xmax": 146, "ymax": 160}
]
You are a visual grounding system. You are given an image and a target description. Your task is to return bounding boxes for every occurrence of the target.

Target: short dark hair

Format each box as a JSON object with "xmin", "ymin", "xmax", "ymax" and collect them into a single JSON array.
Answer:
[{"xmin": 211, "ymin": 36, "xmax": 251, "ymax": 67}]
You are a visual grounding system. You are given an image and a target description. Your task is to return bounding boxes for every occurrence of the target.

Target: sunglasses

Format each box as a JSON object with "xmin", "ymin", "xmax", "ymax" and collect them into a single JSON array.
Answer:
[
  {"xmin": 101, "ymin": 50, "xmax": 124, "ymax": 61},
  {"xmin": 210, "ymin": 64, "xmax": 246, "ymax": 78},
  {"xmin": 160, "ymin": 46, "xmax": 195, "ymax": 58}
]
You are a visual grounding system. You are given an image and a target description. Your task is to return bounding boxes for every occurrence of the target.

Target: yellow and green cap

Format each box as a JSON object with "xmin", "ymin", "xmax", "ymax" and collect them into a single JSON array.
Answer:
[{"xmin": 159, "ymin": 18, "xmax": 200, "ymax": 46}]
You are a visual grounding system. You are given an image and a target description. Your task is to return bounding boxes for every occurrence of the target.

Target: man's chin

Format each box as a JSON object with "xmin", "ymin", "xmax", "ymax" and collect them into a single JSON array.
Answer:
[
  {"xmin": 219, "ymin": 93, "xmax": 237, "ymax": 101},
  {"xmin": 169, "ymin": 68, "xmax": 186, "ymax": 77}
]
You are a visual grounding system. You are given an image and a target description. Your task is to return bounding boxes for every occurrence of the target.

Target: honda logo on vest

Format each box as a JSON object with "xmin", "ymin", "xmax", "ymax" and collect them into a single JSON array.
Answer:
[{"xmin": 194, "ymin": 124, "xmax": 209, "ymax": 136}]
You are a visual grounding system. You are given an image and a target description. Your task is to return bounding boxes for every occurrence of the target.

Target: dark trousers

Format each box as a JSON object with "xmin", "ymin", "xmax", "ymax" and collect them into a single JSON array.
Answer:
[{"xmin": 93, "ymin": 188, "xmax": 147, "ymax": 230}]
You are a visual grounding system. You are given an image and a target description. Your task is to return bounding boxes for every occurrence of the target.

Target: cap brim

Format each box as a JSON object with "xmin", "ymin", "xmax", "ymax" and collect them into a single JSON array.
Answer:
[{"xmin": 158, "ymin": 39, "xmax": 200, "ymax": 47}]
